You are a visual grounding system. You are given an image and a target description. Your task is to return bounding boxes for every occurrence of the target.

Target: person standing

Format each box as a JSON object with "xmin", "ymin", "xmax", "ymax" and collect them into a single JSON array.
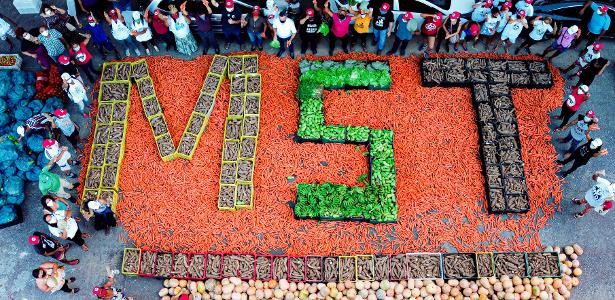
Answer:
[
  {"xmin": 571, "ymin": 170, "xmax": 614, "ymax": 218},
  {"xmin": 147, "ymin": 9, "xmax": 175, "ymax": 52},
  {"xmin": 15, "ymin": 27, "xmax": 53, "ymax": 70},
  {"xmin": 272, "ymin": 10, "xmax": 297, "ymax": 58},
  {"xmin": 39, "ymin": 159, "xmax": 79, "ymax": 201},
  {"xmin": 41, "ymin": 194, "xmax": 74, "ymax": 220},
  {"xmin": 493, "ymin": 9, "xmax": 528, "ymax": 53},
  {"xmin": 573, "ymin": 57, "xmax": 609, "ymax": 88},
  {"xmin": 323, "ymin": 1, "xmax": 355, "ymax": 56},
  {"xmin": 299, "ymin": 8, "xmax": 321, "ymax": 55},
  {"xmin": 77, "ymin": 0, "xmax": 105, "ymax": 18},
  {"xmin": 387, "ymin": 12, "xmax": 418, "ymax": 56},
  {"xmin": 211, "ymin": 0, "xmax": 244, "ymax": 50},
  {"xmin": 83, "ymin": 15, "xmax": 120, "ymax": 59},
  {"xmin": 515, "ymin": 16, "xmax": 555, "ymax": 54},
  {"xmin": 350, "ymin": 8, "xmax": 371, "ymax": 51},
  {"xmin": 104, "ymin": 8, "xmax": 141, "ymax": 57},
  {"xmin": 61, "ymin": 73, "xmax": 90, "ymax": 115},
  {"xmin": 0, "ymin": 12, "xmax": 18, "ymax": 51},
  {"xmin": 457, "ymin": 22, "xmax": 480, "ymax": 52},
  {"xmin": 554, "ymin": 84, "xmax": 590, "ymax": 129},
  {"xmin": 131, "ymin": 11, "xmax": 158, "ymax": 55},
  {"xmin": 578, "ymin": 1, "xmax": 611, "ymax": 47},
  {"xmin": 371, "ymin": 2, "xmax": 394, "ymax": 55},
  {"xmin": 556, "ymin": 110, "xmax": 599, "ymax": 155},
  {"xmin": 474, "ymin": 8, "xmax": 501, "ymax": 49},
  {"xmin": 436, "ymin": 11, "xmax": 462, "ymax": 53},
  {"xmin": 92, "ymin": 267, "xmax": 133, "ymax": 299},
  {"xmin": 167, "ymin": 6, "xmax": 198, "ymax": 55},
  {"xmin": 58, "ymin": 54, "xmax": 85, "ymax": 86},
  {"xmin": 43, "ymin": 138, "xmax": 78, "ymax": 178},
  {"xmin": 28, "ymin": 232, "xmax": 80, "ymax": 265},
  {"xmin": 38, "ymin": 25, "xmax": 68, "ymax": 62},
  {"xmin": 48, "ymin": 108, "xmax": 82, "ymax": 155},
  {"xmin": 33, "ymin": 262, "xmax": 79, "ymax": 294},
  {"xmin": 557, "ymin": 138, "xmax": 607, "ymax": 177},
  {"xmin": 243, "ymin": 6, "xmax": 267, "ymax": 51},
  {"xmin": 44, "ymin": 213, "xmax": 90, "ymax": 251},
  {"xmin": 541, "ymin": 25, "xmax": 582, "ymax": 61},
  {"xmin": 562, "ymin": 42, "xmax": 603, "ymax": 75},
  {"xmin": 186, "ymin": 0, "xmax": 220, "ymax": 55},
  {"xmin": 471, "ymin": 0, "xmax": 494, "ymax": 23},
  {"xmin": 515, "ymin": 0, "xmax": 534, "ymax": 17},
  {"xmin": 419, "ymin": 12, "xmax": 444, "ymax": 57},
  {"xmin": 68, "ymin": 34, "xmax": 98, "ymax": 83},
  {"xmin": 493, "ymin": 1, "xmax": 512, "ymax": 39},
  {"xmin": 83, "ymin": 195, "xmax": 117, "ymax": 235}
]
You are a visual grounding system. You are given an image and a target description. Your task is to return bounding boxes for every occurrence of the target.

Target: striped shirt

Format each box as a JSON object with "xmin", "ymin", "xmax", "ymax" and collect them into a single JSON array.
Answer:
[{"xmin": 26, "ymin": 114, "xmax": 50, "ymax": 129}]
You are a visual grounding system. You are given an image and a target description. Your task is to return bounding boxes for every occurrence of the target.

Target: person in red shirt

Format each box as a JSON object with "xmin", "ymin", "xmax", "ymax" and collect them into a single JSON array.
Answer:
[
  {"xmin": 418, "ymin": 12, "xmax": 443, "ymax": 58},
  {"xmin": 68, "ymin": 35, "xmax": 98, "ymax": 83},
  {"xmin": 554, "ymin": 85, "xmax": 590, "ymax": 130},
  {"xmin": 146, "ymin": 9, "xmax": 176, "ymax": 52},
  {"xmin": 323, "ymin": 0, "xmax": 359, "ymax": 56}
]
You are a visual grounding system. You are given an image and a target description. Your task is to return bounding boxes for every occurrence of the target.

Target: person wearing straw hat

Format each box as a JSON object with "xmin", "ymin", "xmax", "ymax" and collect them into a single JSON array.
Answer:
[
  {"xmin": 571, "ymin": 170, "xmax": 614, "ymax": 218},
  {"xmin": 28, "ymin": 231, "xmax": 80, "ymax": 265}
]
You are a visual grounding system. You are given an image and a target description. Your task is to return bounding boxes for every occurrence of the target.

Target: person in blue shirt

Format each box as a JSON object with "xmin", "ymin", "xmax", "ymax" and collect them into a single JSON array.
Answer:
[
  {"xmin": 82, "ymin": 14, "xmax": 120, "ymax": 59},
  {"xmin": 471, "ymin": 0, "xmax": 494, "ymax": 23},
  {"xmin": 579, "ymin": 1, "xmax": 611, "ymax": 47},
  {"xmin": 386, "ymin": 12, "xmax": 418, "ymax": 56},
  {"xmin": 515, "ymin": 0, "xmax": 534, "ymax": 17}
]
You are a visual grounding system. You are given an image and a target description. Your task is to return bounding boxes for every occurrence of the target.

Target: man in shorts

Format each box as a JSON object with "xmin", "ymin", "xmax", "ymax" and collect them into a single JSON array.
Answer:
[
  {"xmin": 43, "ymin": 139, "xmax": 78, "ymax": 178},
  {"xmin": 493, "ymin": 9, "xmax": 528, "ymax": 53},
  {"xmin": 542, "ymin": 25, "xmax": 581, "ymax": 61},
  {"xmin": 571, "ymin": 170, "xmax": 614, "ymax": 218}
]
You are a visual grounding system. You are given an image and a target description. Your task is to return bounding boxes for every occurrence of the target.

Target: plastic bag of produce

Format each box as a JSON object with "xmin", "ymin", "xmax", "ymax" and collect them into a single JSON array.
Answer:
[
  {"xmin": 28, "ymin": 99, "xmax": 43, "ymax": 114},
  {"xmin": 7, "ymin": 85, "xmax": 24, "ymax": 102},
  {"xmin": 37, "ymin": 152, "xmax": 49, "ymax": 167},
  {"xmin": 25, "ymin": 85, "xmax": 36, "ymax": 99},
  {"xmin": 318, "ymin": 23, "xmax": 330, "ymax": 36},
  {"xmin": 0, "ymin": 140, "xmax": 18, "ymax": 163},
  {"xmin": 27, "ymin": 134, "xmax": 45, "ymax": 153},
  {"xmin": 41, "ymin": 97, "xmax": 63, "ymax": 113},
  {"xmin": 26, "ymin": 166, "xmax": 41, "ymax": 182},
  {"xmin": 7, "ymin": 194, "xmax": 24, "ymax": 205},
  {"xmin": 26, "ymin": 72, "xmax": 35, "ymax": 84},
  {"xmin": 0, "ymin": 80, "xmax": 10, "ymax": 98},
  {"xmin": 269, "ymin": 39, "xmax": 280, "ymax": 49},
  {"xmin": 0, "ymin": 112, "xmax": 9, "ymax": 127},
  {"xmin": 0, "ymin": 98, "xmax": 6, "ymax": 113},
  {"xmin": 3, "ymin": 165, "xmax": 17, "ymax": 177},
  {"xmin": 14, "ymin": 156, "xmax": 34, "ymax": 172},
  {"xmin": 15, "ymin": 106, "xmax": 33, "ymax": 121},
  {"xmin": 0, "ymin": 205, "xmax": 20, "ymax": 227},
  {"xmin": 11, "ymin": 71, "xmax": 26, "ymax": 86},
  {"xmin": 0, "ymin": 70, "xmax": 9, "ymax": 81},
  {"xmin": 3, "ymin": 176, "xmax": 24, "ymax": 196}
]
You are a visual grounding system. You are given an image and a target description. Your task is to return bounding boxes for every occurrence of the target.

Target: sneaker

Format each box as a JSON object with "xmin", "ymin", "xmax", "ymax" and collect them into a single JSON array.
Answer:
[
  {"xmin": 400, "ymin": 50, "xmax": 406, "ymax": 56},
  {"xmin": 290, "ymin": 53, "xmax": 295, "ymax": 59},
  {"xmin": 67, "ymin": 173, "xmax": 77, "ymax": 178},
  {"xmin": 125, "ymin": 49, "xmax": 131, "ymax": 57},
  {"xmin": 572, "ymin": 198, "xmax": 583, "ymax": 205},
  {"xmin": 69, "ymin": 277, "xmax": 76, "ymax": 283},
  {"xmin": 145, "ymin": 48, "xmax": 150, "ymax": 55},
  {"xmin": 454, "ymin": 45, "xmax": 459, "ymax": 52},
  {"xmin": 153, "ymin": 45, "xmax": 159, "ymax": 52},
  {"xmin": 462, "ymin": 44, "xmax": 468, "ymax": 51},
  {"xmin": 376, "ymin": 50, "xmax": 382, "ymax": 55},
  {"xmin": 72, "ymin": 288, "xmax": 80, "ymax": 294},
  {"xmin": 251, "ymin": 46, "xmax": 256, "ymax": 51},
  {"xmin": 73, "ymin": 182, "xmax": 81, "ymax": 188},
  {"xmin": 574, "ymin": 212, "xmax": 585, "ymax": 218},
  {"xmin": 418, "ymin": 44, "xmax": 426, "ymax": 51},
  {"xmin": 135, "ymin": 48, "xmax": 141, "ymax": 56}
]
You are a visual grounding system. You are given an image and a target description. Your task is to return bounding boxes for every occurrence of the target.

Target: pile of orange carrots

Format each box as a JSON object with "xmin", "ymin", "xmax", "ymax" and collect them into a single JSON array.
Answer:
[{"xmin": 82, "ymin": 53, "xmax": 564, "ymax": 255}]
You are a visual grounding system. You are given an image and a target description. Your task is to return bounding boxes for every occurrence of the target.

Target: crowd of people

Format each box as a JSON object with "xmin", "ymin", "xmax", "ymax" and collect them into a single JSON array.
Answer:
[{"xmin": 0, "ymin": 0, "xmax": 613, "ymax": 296}]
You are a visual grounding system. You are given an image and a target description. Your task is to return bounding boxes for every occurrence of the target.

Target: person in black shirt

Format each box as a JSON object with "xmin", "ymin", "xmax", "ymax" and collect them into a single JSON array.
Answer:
[
  {"xmin": 558, "ymin": 138, "xmax": 608, "ymax": 177},
  {"xmin": 242, "ymin": 6, "xmax": 267, "ymax": 51},
  {"xmin": 573, "ymin": 57, "xmax": 609, "ymax": 88},
  {"xmin": 28, "ymin": 231, "xmax": 79, "ymax": 265},
  {"xmin": 299, "ymin": 8, "xmax": 321, "ymax": 55},
  {"xmin": 211, "ymin": 0, "xmax": 244, "ymax": 50},
  {"xmin": 371, "ymin": 2, "xmax": 394, "ymax": 54}
]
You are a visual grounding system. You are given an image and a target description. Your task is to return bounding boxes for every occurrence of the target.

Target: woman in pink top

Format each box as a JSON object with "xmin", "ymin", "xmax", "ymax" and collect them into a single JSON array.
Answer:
[
  {"xmin": 323, "ymin": 0, "xmax": 359, "ymax": 55},
  {"xmin": 542, "ymin": 25, "xmax": 582, "ymax": 61}
]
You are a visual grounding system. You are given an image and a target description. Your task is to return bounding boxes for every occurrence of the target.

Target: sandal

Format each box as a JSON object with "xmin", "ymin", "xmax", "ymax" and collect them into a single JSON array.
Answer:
[
  {"xmin": 82, "ymin": 233, "xmax": 91, "ymax": 238},
  {"xmin": 69, "ymin": 277, "xmax": 76, "ymax": 282},
  {"xmin": 574, "ymin": 213, "xmax": 585, "ymax": 218},
  {"xmin": 67, "ymin": 259, "xmax": 80, "ymax": 265},
  {"xmin": 72, "ymin": 288, "xmax": 80, "ymax": 294},
  {"xmin": 572, "ymin": 198, "xmax": 583, "ymax": 205},
  {"xmin": 81, "ymin": 244, "xmax": 89, "ymax": 252}
]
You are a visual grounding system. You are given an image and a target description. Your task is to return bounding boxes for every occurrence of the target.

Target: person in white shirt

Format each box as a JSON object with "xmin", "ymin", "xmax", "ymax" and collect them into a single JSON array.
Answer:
[
  {"xmin": 572, "ymin": 170, "xmax": 614, "ymax": 218},
  {"xmin": 43, "ymin": 138, "xmax": 78, "ymax": 178},
  {"xmin": 272, "ymin": 10, "xmax": 297, "ymax": 58},
  {"xmin": 515, "ymin": 16, "xmax": 555, "ymax": 54},
  {"xmin": 515, "ymin": 0, "xmax": 534, "ymax": 17},
  {"xmin": 44, "ymin": 213, "xmax": 90, "ymax": 251},
  {"xmin": 493, "ymin": 10, "xmax": 528, "ymax": 53},
  {"xmin": 33, "ymin": 261, "xmax": 79, "ymax": 294},
  {"xmin": 562, "ymin": 42, "xmax": 603, "ymax": 75},
  {"xmin": 61, "ymin": 72, "xmax": 90, "ymax": 116},
  {"xmin": 471, "ymin": 0, "xmax": 494, "ymax": 23}
]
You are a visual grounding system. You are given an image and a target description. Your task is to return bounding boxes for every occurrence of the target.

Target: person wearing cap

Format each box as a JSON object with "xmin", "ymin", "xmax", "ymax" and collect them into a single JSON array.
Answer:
[
  {"xmin": 494, "ymin": 1, "xmax": 513, "ymax": 38},
  {"xmin": 42, "ymin": 194, "xmax": 75, "ymax": 221},
  {"xmin": 44, "ymin": 138, "xmax": 78, "ymax": 178},
  {"xmin": 185, "ymin": 1, "xmax": 220, "ymax": 55},
  {"xmin": 458, "ymin": 21, "xmax": 481, "ymax": 52},
  {"xmin": 387, "ymin": 12, "xmax": 418, "ymax": 56},
  {"xmin": 474, "ymin": 8, "xmax": 501, "ymax": 49},
  {"xmin": 57, "ymin": 54, "xmax": 85, "ymax": 85},
  {"xmin": 39, "ymin": 158, "xmax": 79, "ymax": 200},
  {"xmin": 131, "ymin": 11, "xmax": 159, "ymax": 55},
  {"xmin": 493, "ymin": 10, "xmax": 528, "ymax": 53},
  {"xmin": 83, "ymin": 194, "xmax": 117, "ymax": 235},
  {"xmin": 243, "ymin": 6, "xmax": 267, "ymax": 51},
  {"xmin": 145, "ymin": 8, "xmax": 176, "ymax": 53},
  {"xmin": 211, "ymin": 0, "xmax": 244, "ymax": 50},
  {"xmin": 515, "ymin": 0, "xmax": 534, "ymax": 17},
  {"xmin": 418, "ymin": 12, "xmax": 444, "ymax": 57},
  {"xmin": 33, "ymin": 261, "xmax": 79, "ymax": 294},
  {"xmin": 562, "ymin": 42, "xmax": 603, "ymax": 75},
  {"xmin": 67, "ymin": 34, "xmax": 98, "ymax": 83},
  {"xmin": 471, "ymin": 0, "xmax": 494, "ymax": 23},
  {"xmin": 556, "ymin": 110, "xmax": 599, "ymax": 154},
  {"xmin": 554, "ymin": 84, "xmax": 591, "ymax": 129},
  {"xmin": 571, "ymin": 170, "xmax": 614, "ymax": 218},
  {"xmin": 44, "ymin": 211, "xmax": 90, "ymax": 251},
  {"xmin": 541, "ymin": 25, "xmax": 582, "ymax": 61},
  {"xmin": 37, "ymin": 25, "xmax": 68, "ymax": 62},
  {"xmin": 48, "ymin": 108, "xmax": 82, "ymax": 153},
  {"xmin": 574, "ymin": 57, "xmax": 609, "ymax": 88},
  {"xmin": 167, "ymin": 4, "xmax": 199, "ymax": 55},
  {"xmin": 350, "ymin": 7, "xmax": 372, "ymax": 52},
  {"xmin": 83, "ymin": 14, "xmax": 121, "ymax": 59},
  {"xmin": 436, "ymin": 11, "xmax": 462, "ymax": 53},
  {"xmin": 558, "ymin": 137, "xmax": 607, "ymax": 177},
  {"xmin": 272, "ymin": 10, "xmax": 297, "ymax": 58},
  {"xmin": 29, "ymin": 231, "xmax": 80, "ymax": 265},
  {"xmin": 15, "ymin": 27, "xmax": 53, "ymax": 70},
  {"xmin": 104, "ymin": 8, "xmax": 141, "ymax": 57},
  {"xmin": 371, "ymin": 2, "xmax": 394, "ymax": 55},
  {"xmin": 579, "ymin": 1, "xmax": 611, "ymax": 47},
  {"xmin": 300, "ymin": 7, "xmax": 322, "ymax": 55},
  {"xmin": 92, "ymin": 267, "xmax": 133, "ymax": 300},
  {"xmin": 16, "ymin": 113, "xmax": 53, "ymax": 142},
  {"xmin": 515, "ymin": 15, "xmax": 555, "ymax": 54},
  {"xmin": 61, "ymin": 72, "xmax": 90, "ymax": 115},
  {"xmin": 323, "ymin": 0, "xmax": 357, "ymax": 55}
]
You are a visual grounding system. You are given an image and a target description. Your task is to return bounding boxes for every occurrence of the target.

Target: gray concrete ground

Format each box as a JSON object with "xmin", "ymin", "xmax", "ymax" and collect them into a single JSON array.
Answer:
[{"xmin": 0, "ymin": 2, "xmax": 614, "ymax": 299}]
